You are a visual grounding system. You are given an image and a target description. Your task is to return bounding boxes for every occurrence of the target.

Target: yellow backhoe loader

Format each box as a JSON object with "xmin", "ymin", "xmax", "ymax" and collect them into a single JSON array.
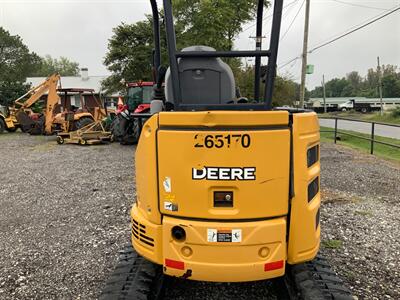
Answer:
[
  {"xmin": 15, "ymin": 74, "xmax": 96, "ymax": 135},
  {"xmin": 101, "ymin": 0, "xmax": 353, "ymax": 299}
]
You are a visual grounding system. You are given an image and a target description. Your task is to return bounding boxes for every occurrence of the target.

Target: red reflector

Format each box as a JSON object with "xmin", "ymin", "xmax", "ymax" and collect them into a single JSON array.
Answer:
[
  {"xmin": 165, "ymin": 259, "xmax": 185, "ymax": 270},
  {"xmin": 264, "ymin": 260, "xmax": 284, "ymax": 271}
]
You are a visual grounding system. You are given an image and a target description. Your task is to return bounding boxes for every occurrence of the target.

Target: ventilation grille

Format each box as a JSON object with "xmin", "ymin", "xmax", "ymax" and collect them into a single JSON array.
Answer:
[
  {"xmin": 308, "ymin": 176, "xmax": 319, "ymax": 202},
  {"xmin": 307, "ymin": 144, "xmax": 319, "ymax": 168},
  {"xmin": 132, "ymin": 218, "xmax": 155, "ymax": 247}
]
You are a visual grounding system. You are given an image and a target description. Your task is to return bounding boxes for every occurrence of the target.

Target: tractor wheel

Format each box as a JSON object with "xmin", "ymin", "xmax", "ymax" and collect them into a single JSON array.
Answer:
[
  {"xmin": 110, "ymin": 117, "xmax": 124, "ymax": 142},
  {"xmin": 5, "ymin": 126, "xmax": 17, "ymax": 133},
  {"xmin": 132, "ymin": 118, "xmax": 141, "ymax": 144},
  {"xmin": 100, "ymin": 245, "xmax": 165, "ymax": 300},
  {"xmin": 20, "ymin": 124, "xmax": 30, "ymax": 133},
  {"xmin": 289, "ymin": 255, "xmax": 353, "ymax": 300},
  {"xmin": 0, "ymin": 118, "xmax": 5, "ymax": 134},
  {"xmin": 56, "ymin": 136, "xmax": 65, "ymax": 145},
  {"xmin": 29, "ymin": 115, "xmax": 45, "ymax": 135},
  {"xmin": 74, "ymin": 117, "xmax": 93, "ymax": 130}
]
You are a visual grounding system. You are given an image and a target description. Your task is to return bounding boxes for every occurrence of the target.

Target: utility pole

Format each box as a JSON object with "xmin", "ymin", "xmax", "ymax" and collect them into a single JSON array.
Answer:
[
  {"xmin": 299, "ymin": 0, "xmax": 311, "ymax": 108},
  {"xmin": 377, "ymin": 56, "xmax": 383, "ymax": 116},
  {"xmin": 322, "ymin": 74, "xmax": 327, "ymax": 114}
]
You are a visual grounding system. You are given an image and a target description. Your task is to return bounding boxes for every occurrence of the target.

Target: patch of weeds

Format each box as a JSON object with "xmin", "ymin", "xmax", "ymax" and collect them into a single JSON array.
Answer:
[
  {"xmin": 349, "ymin": 196, "xmax": 363, "ymax": 203},
  {"xmin": 343, "ymin": 270, "xmax": 357, "ymax": 281},
  {"xmin": 354, "ymin": 210, "xmax": 373, "ymax": 217},
  {"xmin": 322, "ymin": 239, "xmax": 343, "ymax": 249}
]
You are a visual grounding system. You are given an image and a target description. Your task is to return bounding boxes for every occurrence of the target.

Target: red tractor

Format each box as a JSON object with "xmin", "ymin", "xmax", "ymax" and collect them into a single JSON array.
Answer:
[{"xmin": 112, "ymin": 81, "xmax": 154, "ymax": 144}]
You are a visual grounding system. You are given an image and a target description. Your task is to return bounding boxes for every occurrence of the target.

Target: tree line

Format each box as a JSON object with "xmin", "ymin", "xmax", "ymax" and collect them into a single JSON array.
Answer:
[
  {"xmin": 0, "ymin": 27, "xmax": 80, "ymax": 106},
  {"xmin": 2, "ymin": 0, "xmax": 399, "ymax": 108},
  {"xmin": 310, "ymin": 65, "xmax": 400, "ymax": 99}
]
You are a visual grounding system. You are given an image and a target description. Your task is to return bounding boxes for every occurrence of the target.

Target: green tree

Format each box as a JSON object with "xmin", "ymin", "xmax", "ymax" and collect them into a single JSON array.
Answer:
[
  {"xmin": 309, "ymin": 86, "xmax": 323, "ymax": 98},
  {"xmin": 310, "ymin": 65, "xmax": 400, "ymax": 99},
  {"xmin": 273, "ymin": 76, "xmax": 300, "ymax": 106},
  {"xmin": 173, "ymin": 0, "xmax": 269, "ymax": 51},
  {"xmin": 234, "ymin": 65, "xmax": 299, "ymax": 106},
  {"xmin": 0, "ymin": 27, "xmax": 41, "ymax": 106},
  {"xmin": 345, "ymin": 71, "xmax": 362, "ymax": 95},
  {"xmin": 103, "ymin": 16, "xmax": 165, "ymax": 93},
  {"xmin": 103, "ymin": 0, "xmax": 269, "ymax": 92},
  {"xmin": 34, "ymin": 55, "xmax": 80, "ymax": 77},
  {"xmin": 382, "ymin": 74, "xmax": 400, "ymax": 97}
]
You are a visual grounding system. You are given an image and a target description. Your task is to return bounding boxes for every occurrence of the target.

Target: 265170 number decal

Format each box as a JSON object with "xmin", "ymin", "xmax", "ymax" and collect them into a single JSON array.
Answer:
[{"xmin": 194, "ymin": 134, "xmax": 251, "ymax": 149}]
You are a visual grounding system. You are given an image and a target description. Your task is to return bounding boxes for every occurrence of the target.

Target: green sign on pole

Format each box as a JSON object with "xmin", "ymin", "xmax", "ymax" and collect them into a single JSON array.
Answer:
[{"xmin": 306, "ymin": 64, "xmax": 314, "ymax": 75}]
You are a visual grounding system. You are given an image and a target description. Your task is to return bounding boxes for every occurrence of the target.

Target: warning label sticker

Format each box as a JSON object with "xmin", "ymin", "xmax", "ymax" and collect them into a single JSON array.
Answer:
[{"xmin": 207, "ymin": 229, "xmax": 242, "ymax": 243}]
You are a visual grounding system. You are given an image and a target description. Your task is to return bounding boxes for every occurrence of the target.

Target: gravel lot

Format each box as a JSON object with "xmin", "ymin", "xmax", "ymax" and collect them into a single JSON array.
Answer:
[
  {"xmin": 320, "ymin": 143, "xmax": 400, "ymax": 299},
  {"xmin": 0, "ymin": 133, "xmax": 399, "ymax": 299}
]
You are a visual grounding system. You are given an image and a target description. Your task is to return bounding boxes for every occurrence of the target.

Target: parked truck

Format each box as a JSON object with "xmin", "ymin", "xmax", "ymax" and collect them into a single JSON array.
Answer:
[{"xmin": 338, "ymin": 99, "xmax": 379, "ymax": 113}]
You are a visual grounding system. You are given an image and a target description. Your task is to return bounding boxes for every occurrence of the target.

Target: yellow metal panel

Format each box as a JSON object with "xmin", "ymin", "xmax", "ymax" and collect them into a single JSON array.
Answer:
[
  {"xmin": 157, "ymin": 128, "xmax": 290, "ymax": 219},
  {"xmin": 162, "ymin": 216, "xmax": 287, "ymax": 282},
  {"xmin": 287, "ymin": 112, "xmax": 320, "ymax": 264},
  {"xmin": 131, "ymin": 205, "xmax": 163, "ymax": 264},
  {"xmin": 158, "ymin": 110, "xmax": 289, "ymax": 127},
  {"xmin": 135, "ymin": 115, "xmax": 162, "ymax": 224},
  {"xmin": 5, "ymin": 117, "xmax": 15, "ymax": 129}
]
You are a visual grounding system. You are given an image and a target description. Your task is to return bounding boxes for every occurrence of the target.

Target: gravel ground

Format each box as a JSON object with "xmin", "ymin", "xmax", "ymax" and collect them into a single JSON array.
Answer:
[
  {"xmin": 0, "ymin": 133, "xmax": 135, "ymax": 299},
  {"xmin": 320, "ymin": 143, "xmax": 400, "ymax": 299},
  {"xmin": 0, "ymin": 133, "xmax": 399, "ymax": 299}
]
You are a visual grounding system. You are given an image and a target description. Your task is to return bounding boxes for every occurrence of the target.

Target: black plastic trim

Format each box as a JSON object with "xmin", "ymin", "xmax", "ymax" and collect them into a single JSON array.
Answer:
[{"xmin": 308, "ymin": 177, "xmax": 319, "ymax": 202}]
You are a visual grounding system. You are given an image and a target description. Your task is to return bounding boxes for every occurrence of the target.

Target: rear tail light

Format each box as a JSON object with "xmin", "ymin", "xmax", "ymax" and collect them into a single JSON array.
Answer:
[
  {"xmin": 264, "ymin": 260, "xmax": 284, "ymax": 271},
  {"xmin": 165, "ymin": 259, "xmax": 185, "ymax": 270}
]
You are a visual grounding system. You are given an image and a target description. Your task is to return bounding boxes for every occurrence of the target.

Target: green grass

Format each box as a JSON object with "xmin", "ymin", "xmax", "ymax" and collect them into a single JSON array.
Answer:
[
  {"xmin": 320, "ymin": 126, "xmax": 400, "ymax": 162},
  {"xmin": 354, "ymin": 210, "xmax": 373, "ymax": 217},
  {"xmin": 319, "ymin": 111, "xmax": 400, "ymax": 125},
  {"xmin": 362, "ymin": 112, "xmax": 400, "ymax": 125},
  {"xmin": 322, "ymin": 239, "xmax": 343, "ymax": 249}
]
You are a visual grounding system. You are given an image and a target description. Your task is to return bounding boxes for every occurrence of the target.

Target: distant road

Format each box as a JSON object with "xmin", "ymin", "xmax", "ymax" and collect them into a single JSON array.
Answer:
[{"xmin": 319, "ymin": 119, "xmax": 400, "ymax": 140}]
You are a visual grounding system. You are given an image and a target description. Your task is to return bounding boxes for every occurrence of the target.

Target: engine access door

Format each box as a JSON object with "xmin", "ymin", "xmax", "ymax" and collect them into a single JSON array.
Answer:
[{"xmin": 157, "ymin": 111, "xmax": 291, "ymax": 220}]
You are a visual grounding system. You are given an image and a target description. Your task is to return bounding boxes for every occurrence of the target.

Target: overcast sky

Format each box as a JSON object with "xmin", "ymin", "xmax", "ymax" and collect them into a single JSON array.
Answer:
[{"xmin": 0, "ymin": 0, "xmax": 399, "ymax": 89}]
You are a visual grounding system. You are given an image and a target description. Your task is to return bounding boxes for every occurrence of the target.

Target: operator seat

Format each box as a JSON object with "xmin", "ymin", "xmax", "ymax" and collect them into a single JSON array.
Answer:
[{"xmin": 165, "ymin": 46, "xmax": 236, "ymax": 105}]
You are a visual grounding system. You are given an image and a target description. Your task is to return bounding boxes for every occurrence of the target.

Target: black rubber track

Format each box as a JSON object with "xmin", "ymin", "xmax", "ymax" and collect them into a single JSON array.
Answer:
[
  {"xmin": 288, "ymin": 255, "xmax": 353, "ymax": 300},
  {"xmin": 100, "ymin": 245, "xmax": 164, "ymax": 300}
]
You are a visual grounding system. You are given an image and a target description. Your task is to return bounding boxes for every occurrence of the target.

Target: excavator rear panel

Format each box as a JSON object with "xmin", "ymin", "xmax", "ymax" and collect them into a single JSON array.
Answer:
[{"xmin": 131, "ymin": 110, "xmax": 320, "ymax": 282}]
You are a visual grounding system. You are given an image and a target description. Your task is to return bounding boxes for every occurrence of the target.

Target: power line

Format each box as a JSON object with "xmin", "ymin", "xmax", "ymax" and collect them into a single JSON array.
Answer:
[
  {"xmin": 279, "ymin": 4, "xmax": 400, "ymax": 70},
  {"xmin": 242, "ymin": 0, "xmax": 299, "ymax": 33},
  {"xmin": 280, "ymin": 0, "xmax": 306, "ymax": 42},
  {"xmin": 330, "ymin": 0, "xmax": 390, "ymax": 11},
  {"xmin": 279, "ymin": 56, "xmax": 302, "ymax": 69},
  {"xmin": 308, "ymin": 5, "xmax": 400, "ymax": 53}
]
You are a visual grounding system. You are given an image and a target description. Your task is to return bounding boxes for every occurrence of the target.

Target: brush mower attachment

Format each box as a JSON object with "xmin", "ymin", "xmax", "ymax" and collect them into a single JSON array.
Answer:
[{"xmin": 57, "ymin": 120, "xmax": 113, "ymax": 145}]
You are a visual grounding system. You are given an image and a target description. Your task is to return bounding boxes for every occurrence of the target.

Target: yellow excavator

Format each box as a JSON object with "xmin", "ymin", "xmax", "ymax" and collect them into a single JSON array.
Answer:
[
  {"xmin": 101, "ymin": 0, "xmax": 353, "ymax": 299},
  {"xmin": 14, "ymin": 73, "xmax": 96, "ymax": 135}
]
